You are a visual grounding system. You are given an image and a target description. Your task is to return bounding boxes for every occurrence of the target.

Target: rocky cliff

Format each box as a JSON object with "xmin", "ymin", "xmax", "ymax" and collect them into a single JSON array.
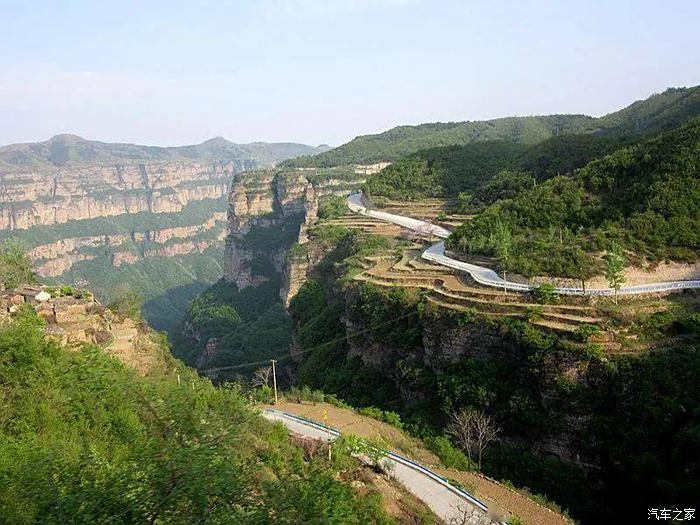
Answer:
[
  {"xmin": 223, "ymin": 166, "xmax": 365, "ymax": 293},
  {"xmin": 0, "ymin": 161, "xmax": 236, "ymax": 230},
  {"xmin": 0, "ymin": 135, "xmax": 325, "ymax": 333}
]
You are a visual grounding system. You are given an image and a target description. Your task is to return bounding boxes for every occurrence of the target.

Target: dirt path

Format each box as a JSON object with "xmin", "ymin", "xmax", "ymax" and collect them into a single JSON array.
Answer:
[{"xmin": 268, "ymin": 401, "xmax": 573, "ymax": 525}]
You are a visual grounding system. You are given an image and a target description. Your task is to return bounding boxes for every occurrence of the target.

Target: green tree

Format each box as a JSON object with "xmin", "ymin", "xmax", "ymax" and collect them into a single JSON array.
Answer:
[
  {"xmin": 604, "ymin": 242, "xmax": 626, "ymax": 303},
  {"xmin": 493, "ymin": 218, "xmax": 512, "ymax": 292},
  {"xmin": 0, "ymin": 240, "xmax": 34, "ymax": 289},
  {"xmin": 533, "ymin": 283, "xmax": 558, "ymax": 304}
]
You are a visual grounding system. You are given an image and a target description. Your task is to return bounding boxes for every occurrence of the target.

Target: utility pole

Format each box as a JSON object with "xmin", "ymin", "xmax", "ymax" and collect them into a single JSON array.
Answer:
[
  {"xmin": 271, "ymin": 359, "xmax": 278, "ymax": 404},
  {"xmin": 323, "ymin": 409, "xmax": 331, "ymax": 461}
]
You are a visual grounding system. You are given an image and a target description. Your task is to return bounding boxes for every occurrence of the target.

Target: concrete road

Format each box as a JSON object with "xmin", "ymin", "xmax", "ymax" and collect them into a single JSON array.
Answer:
[
  {"xmin": 263, "ymin": 409, "xmax": 499, "ymax": 525},
  {"xmin": 347, "ymin": 193, "xmax": 700, "ymax": 296}
]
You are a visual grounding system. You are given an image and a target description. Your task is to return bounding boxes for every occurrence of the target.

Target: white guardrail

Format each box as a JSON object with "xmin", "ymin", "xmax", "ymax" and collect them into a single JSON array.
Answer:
[
  {"xmin": 348, "ymin": 193, "xmax": 700, "ymax": 297},
  {"xmin": 263, "ymin": 408, "xmax": 491, "ymax": 515}
]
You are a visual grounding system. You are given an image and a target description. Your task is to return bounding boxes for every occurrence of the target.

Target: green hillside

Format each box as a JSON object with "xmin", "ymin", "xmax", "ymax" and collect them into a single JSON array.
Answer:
[
  {"xmin": 285, "ymin": 86, "xmax": 700, "ymax": 169},
  {"xmin": 171, "ymin": 279, "xmax": 293, "ymax": 375},
  {"xmin": 449, "ymin": 117, "xmax": 700, "ymax": 277},
  {"xmin": 286, "ymin": 115, "xmax": 592, "ymax": 168},
  {"xmin": 364, "ymin": 141, "xmax": 528, "ymax": 200},
  {"xmin": 0, "ymin": 308, "xmax": 391, "ymax": 524}
]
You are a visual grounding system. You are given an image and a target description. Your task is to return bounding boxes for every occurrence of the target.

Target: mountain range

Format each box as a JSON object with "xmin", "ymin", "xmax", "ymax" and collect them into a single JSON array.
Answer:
[{"xmin": 0, "ymin": 134, "xmax": 329, "ymax": 172}]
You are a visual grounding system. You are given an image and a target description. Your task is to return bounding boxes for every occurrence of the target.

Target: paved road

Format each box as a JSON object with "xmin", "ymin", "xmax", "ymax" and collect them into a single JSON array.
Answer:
[
  {"xmin": 263, "ymin": 409, "xmax": 498, "ymax": 525},
  {"xmin": 347, "ymin": 193, "xmax": 700, "ymax": 296}
]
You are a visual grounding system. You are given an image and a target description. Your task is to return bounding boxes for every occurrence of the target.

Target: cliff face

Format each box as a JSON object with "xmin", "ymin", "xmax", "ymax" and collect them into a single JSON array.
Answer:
[
  {"xmin": 224, "ymin": 166, "xmax": 365, "ymax": 293},
  {"xmin": 1, "ymin": 158, "xmax": 239, "ymax": 283},
  {"xmin": 0, "ymin": 136, "xmax": 327, "ymax": 334},
  {"xmin": 343, "ymin": 305, "xmax": 590, "ymax": 463},
  {"xmin": 26, "ymin": 213, "xmax": 229, "ymax": 277},
  {"xmin": 0, "ymin": 161, "xmax": 239, "ymax": 230}
]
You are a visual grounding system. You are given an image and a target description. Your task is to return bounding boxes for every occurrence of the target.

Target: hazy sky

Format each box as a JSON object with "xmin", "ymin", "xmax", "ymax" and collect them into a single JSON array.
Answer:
[{"xmin": 1, "ymin": 0, "xmax": 699, "ymax": 147}]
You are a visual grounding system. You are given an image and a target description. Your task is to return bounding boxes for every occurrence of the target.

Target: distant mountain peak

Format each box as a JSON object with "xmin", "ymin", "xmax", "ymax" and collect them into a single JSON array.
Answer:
[
  {"xmin": 201, "ymin": 136, "xmax": 233, "ymax": 146},
  {"xmin": 48, "ymin": 133, "xmax": 86, "ymax": 143}
]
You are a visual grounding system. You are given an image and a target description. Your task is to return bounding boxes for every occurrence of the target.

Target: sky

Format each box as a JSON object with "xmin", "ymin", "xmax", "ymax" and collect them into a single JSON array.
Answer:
[{"xmin": 1, "ymin": 0, "xmax": 699, "ymax": 147}]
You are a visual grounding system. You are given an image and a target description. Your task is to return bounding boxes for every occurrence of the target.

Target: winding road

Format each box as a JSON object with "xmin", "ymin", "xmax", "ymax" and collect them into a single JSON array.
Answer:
[
  {"xmin": 263, "ymin": 408, "xmax": 499, "ymax": 524},
  {"xmin": 347, "ymin": 193, "xmax": 700, "ymax": 297}
]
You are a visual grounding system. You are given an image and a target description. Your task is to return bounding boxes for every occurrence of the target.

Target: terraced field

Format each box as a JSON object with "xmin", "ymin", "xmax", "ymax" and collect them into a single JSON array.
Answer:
[
  {"xmin": 317, "ymin": 206, "xmax": 699, "ymax": 353},
  {"xmin": 354, "ymin": 249, "xmax": 604, "ymax": 334}
]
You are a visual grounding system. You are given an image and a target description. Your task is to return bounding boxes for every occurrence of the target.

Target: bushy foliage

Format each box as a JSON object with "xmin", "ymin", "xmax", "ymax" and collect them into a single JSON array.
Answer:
[
  {"xmin": 0, "ymin": 240, "xmax": 34, "ymax": 289},
  {"xmin": 426, "ymin": 435, "xmax": 475, "ymax": 471},
  {"xmin": 0, "ymin": 310, "xmax": 391, "ymax": 524},
  {"xmin": 449, "ymin": 119, "xmax": 700, "ymax": 276},
  {"xmin": 107, "ymin": 289, "xmax": 144, "ymax": 320},
  {"xmin": 364, "ymin": 142, "xmax": 527, "ymax": 200},
  {"xmin": 172, "ymin": 279, "xmax": 293, "ymax": 375},
  {"xmin": 318, "ymin": 195, "xmax": 351, "ymax": 219},
  {"xmin": 533, "ymin": 283, "xmax": 558, "ymax": 304}
]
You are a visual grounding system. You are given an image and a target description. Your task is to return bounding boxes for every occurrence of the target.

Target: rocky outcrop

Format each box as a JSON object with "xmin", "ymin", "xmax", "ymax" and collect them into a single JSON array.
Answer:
[
  {"xmin": 28, "ymin": 213, "xmax": 229, "ymax": 277},
  {"xmin": 1, "ymin": 284, "xmax": 172, "ymax": 374},
  {"xmin": 112, "ymin": 252, "xmax": 140, "ymax": 268},
  {"xmin": 29, "ymin": 234, "xmax": 131, "ymax": 261},
  {"xmin": 34, "ymin": 253, "xmax": 97, "ymax": 277},
  {"xmin": 224, "ymin": 166, "xmax": 366, "ymax": 295},
  {"xmin": 143, "ymin": 236, "xmax": 224, "ymax": 259}
]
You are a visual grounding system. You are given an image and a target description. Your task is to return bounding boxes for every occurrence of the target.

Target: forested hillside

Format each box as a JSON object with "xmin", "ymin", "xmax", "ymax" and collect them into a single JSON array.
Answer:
[
  {"xmin": 172, "ymin": 279, "xmax": 292, "ymax": 374},
  {"xmin": 0, "ymin": 307, "xmax": 393, "ymax": 524},
  {"xmin": 280, "ymin": 221, "xmax": 700, "ymax": 524},
  {"xmin": 285, "ymin": 86, "xmax": 699, "ymax": 168},
  {"xmin": 364, "ymin": 141, "xmax": 528, "ymax": 200},
  {"xmin": 362, "ymin": 87, "xmax": 700, "ymax": 202},
  {"xmin": 449, "ymin": 118, "xmax": 700, "ymax": 277}
]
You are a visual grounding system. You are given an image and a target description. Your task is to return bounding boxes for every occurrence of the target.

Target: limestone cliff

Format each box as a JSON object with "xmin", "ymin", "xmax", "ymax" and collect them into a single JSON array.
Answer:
[
  {"xmin": 0, "ymin": 161, "xmax": 239, "ymax": 230},
  {"xmin": 223, "ymin": 166, "xmax": 365, "ymax": 293},
  {"xmin": 0, "ymin": 135, "xmax": 328, "ymax": 334}
]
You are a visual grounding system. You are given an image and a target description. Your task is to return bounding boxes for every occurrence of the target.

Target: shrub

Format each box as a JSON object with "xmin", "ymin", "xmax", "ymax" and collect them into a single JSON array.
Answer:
[
  {"xmin": 0, "ymin": 239, "xmax": 34, "ymax": 289},
  {"xmin": 325, "ymin": 394, "xmax": 354, "ymax": 410},
  {"xmin": 318, "ymin": 195, "xmax": 347, "ymax": 220},
  {"xmin": 525, "ymin": 306, "xmax": 544, "ymax": 321},
  {"xmin": 573, "ymin": 324, "xmax": 601, "ymax": 342},
  {"xmin": 107, "ymin": 290, "xmax": 143, "ymax": 320},
  {"xmin": 285, "ymin": 385, "xmax": 326, "ymax": 404},
  {"xmin": 381, "ymin": 411, "xmax": 403, "ymax": 430},
  {"xmin": 426, "ymin": 435, "xmax": 476, "ymax": 471},
  {"xmin": 533, "ymin": 283, "xmax": 558, "ymax": 304},
  {"xmin": 251, "ymin": 384, "xmax": 274, "ymax": 403},
  {"xmin": 359, "ymin": 406, "xmax": 384, "ymax": 420},
  {"xmin": 682, "ymin": 313, "xmax": 700, "ymax": 335}
]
